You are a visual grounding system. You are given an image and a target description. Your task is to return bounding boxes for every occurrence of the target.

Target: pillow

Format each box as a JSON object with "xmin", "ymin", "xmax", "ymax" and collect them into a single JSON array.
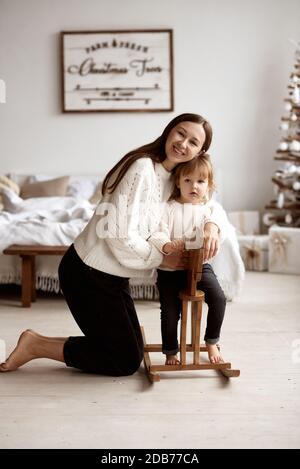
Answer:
[
  {"xmin": 27, "ymin": 174, "xmax": 54, "ymax": 183},
  {"xmin": 20, "ymin": 175, "xmax": 70, "ymax": 199},
  {"xmin": 0, "ymin": 175, "xmax": 20, "ymax": 211},
  {"xmin": 66, "ymin": 176, "xmax": 99, "ymax": 199},
  {"xmin": 19, "ymin": 174, "xmax": 102, "ymax": 200},
  {"xmin": 0, "ymin": 187, "xmax": 80, "ymax": 213},
  {"xmin": 0, "ymin": 187, "xmax": 24, "ymax": 212}
]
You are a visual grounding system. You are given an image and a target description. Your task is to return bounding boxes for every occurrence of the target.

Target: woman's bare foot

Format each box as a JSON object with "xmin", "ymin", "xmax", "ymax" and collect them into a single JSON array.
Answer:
[
  {"xmin": 0, "ymin": 330, "xmax": 40, "ymax": 372},
  {"xmin": 27, "ymin": 329, "xmax": 67, "ymax": 342},
  {"xmin": 0, "ymin": 329, "xmax": 66, "ymax": 372},
  {"xmin": 206, "ymin": 343, "xmax": 223, "ymax": 364},
  {"xmin": 165, "ymin": 354, "xmax": 180, "ymax": 365}
]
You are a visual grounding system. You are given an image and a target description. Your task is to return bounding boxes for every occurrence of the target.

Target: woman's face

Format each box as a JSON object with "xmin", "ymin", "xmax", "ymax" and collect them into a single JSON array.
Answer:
[{"xmin": 164, "ymin": 121, "xmax": 206, "ymax": 171}]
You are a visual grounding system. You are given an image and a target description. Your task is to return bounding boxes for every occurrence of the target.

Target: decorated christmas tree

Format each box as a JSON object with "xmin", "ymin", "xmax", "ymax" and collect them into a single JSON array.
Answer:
[{"xmin": 264, "ymin": 42, "xmax": 300, "ymax": 228}]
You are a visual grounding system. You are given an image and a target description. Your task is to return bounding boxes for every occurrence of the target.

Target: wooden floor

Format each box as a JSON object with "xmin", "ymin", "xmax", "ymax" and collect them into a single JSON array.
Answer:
[{"xmin": 0, "ymin": 272, "xmax": 300, "ymax": 449}]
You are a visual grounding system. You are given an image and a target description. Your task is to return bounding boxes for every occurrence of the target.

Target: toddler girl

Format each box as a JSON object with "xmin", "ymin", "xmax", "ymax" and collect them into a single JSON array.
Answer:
[{"xmin": 149, "ymin": 155, "xmax": 227, "ymax": 365}]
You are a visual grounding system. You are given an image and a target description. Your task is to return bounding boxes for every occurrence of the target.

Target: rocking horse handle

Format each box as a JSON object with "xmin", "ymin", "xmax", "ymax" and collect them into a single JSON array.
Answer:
[{"xmin": 187, "ymin": 248, "xmax": 204, "ymax": 296}]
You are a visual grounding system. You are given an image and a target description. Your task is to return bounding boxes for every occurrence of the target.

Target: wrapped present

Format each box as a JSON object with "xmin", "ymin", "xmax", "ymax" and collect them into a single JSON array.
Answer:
[
  {"xmin": 228, "ymin": 211, "xmax": 260, "ymax": 235},
  {"xmin": 268, "ymin": 225, "xmax": 300, "ymax": 274},
  {"xmin": 238, "ymin": 235, "xmax": 269, "ymax": 271}
]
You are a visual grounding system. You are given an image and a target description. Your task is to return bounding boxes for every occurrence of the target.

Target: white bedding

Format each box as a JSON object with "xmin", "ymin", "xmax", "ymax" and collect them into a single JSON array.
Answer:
[
  {"xmin": 0, "ymin": 191, "xmax": 95, "ymax": 251},
  {"xmin": 0, "ymin": 188, "xmax": 245, "ymax": 301}
]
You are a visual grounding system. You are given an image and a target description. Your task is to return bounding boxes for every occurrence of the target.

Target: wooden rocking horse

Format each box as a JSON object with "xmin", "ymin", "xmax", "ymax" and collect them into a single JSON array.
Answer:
[{"xmin": 142, "ymin": 248, "xmax": 240, "ymax": 382}]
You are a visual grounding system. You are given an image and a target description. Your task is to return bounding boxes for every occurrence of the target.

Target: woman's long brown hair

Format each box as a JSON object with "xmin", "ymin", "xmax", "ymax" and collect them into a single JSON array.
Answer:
[{"xmin": 101, "ymin": 113, "xmax": 213, "ymax": 195}]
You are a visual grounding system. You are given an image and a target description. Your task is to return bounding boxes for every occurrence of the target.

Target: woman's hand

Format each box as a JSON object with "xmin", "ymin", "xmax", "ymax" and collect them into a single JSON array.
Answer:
[
  {"xmin": 163, "ymin": 239, "xmax": 185, "ymax": 254},
  {"xmin": 203, "ymin": 222, "xmax": 220, "ymax": 262},
  {"xmin": 160, "ymin": 250, "xmax": 189, "ymax": 270}
]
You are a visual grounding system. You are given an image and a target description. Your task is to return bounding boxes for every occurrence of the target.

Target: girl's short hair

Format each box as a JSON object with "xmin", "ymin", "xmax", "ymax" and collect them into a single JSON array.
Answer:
[{"xmin": 169, "ymin": 154, "xmax": 216, "ymax": 201}]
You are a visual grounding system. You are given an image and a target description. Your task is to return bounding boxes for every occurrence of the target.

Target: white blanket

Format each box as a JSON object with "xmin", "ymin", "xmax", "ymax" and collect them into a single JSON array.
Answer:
[
  {"xmin": 0, "ymin": 192, "xmax": 94, "ymax": 251},
  {"xmin": 209, "ymin": 222, "xmax": 245, "ymax": 300}
]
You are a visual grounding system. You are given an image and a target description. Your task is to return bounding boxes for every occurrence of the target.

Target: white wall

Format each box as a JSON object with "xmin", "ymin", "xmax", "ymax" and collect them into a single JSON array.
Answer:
[{"xmin": 0, "ymin": 0, "xmax": 299, "ymax": 211}]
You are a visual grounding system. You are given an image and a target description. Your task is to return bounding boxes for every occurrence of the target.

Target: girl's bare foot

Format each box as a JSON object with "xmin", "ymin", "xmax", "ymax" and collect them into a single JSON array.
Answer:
[
  {"xmin": 165, "ymin": 354, "xmax": 180, "ymax": 365},
  {"xmin": 206, "ymin": 343, "xmax": 223, "ymax": 364}
]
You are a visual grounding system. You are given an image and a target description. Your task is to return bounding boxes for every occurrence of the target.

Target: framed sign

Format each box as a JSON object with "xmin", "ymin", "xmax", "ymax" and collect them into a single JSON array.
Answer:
[{"xmin": 61, "ymin": 29, "xmax": 173, "ymax": 112}]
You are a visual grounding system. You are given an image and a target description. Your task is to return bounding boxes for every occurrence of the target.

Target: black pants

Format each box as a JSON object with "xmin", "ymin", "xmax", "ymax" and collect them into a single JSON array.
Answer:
[
  {"xmin": 58, "ymin": 244, "xmax": 144, "ymax": 376},
  {"xmin": 156, "ymin": 265, "xmax": 226, "ymax": 355}
]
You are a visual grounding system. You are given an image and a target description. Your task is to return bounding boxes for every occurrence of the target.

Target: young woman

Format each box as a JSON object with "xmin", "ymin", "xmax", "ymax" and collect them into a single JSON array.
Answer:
[{"xmin": 0, "ymin": 113, "xmax": 225, "ymax": 376}]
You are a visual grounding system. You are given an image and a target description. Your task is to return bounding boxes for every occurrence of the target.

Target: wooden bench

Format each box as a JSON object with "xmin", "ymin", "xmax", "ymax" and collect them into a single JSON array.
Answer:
[{"xmin": 3, "ymin": 245, "xmax": 69, "ymax": 307}]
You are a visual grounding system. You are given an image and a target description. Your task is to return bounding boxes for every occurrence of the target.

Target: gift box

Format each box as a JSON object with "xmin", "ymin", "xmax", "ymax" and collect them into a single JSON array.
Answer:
[
  {"xmin": 228, "ymin": 211, "xmax": 260, "ymax": 235},
  {"xmin": 268, "ymin": 225, "xmax": 300, "ymax": 274},
  {"xmin": 238, "ymin": 235, "xmax": 269, "ymax": 271}
]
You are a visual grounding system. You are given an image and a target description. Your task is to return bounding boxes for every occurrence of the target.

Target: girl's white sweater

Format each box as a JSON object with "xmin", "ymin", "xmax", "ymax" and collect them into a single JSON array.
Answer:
[
  {"xmin": 74, "ymin": 158, "xmax": 226, "ymax": 279},
  {"xmin": 149, "ymin": 199, "xmax": 227, "ymax": 250},
  {"xmin": 149, "ymin": 199, "xmax": 229, "ymax": 271}
]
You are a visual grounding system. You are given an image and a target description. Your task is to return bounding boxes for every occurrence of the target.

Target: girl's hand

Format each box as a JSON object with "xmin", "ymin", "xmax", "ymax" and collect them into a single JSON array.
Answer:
[
  {"xmin": 160, "ymin": 250, "xmax": 189, "ymax": 270},
  {"xmin": 163, "ymin": 239, "xmax": 185, "ymax": 254},
  {"xmin": 203, "ymin": 222, "xmax": 220, "ymax": 261}
]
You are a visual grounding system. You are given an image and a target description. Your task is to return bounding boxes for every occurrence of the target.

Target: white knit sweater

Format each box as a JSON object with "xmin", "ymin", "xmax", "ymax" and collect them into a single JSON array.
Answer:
[{"xmin": 74, "ymin": 157, "xmax": 226, "ymax": 278}]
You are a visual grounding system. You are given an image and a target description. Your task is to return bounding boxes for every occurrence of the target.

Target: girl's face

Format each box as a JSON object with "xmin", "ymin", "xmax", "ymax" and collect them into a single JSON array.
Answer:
[
  {"xmin": 177, "ymin": 170, "xmax": 209, "ymax": 204},
  {"xmin": 164, "ymin": 121, "xmax": 206, "ymax": 171}
]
